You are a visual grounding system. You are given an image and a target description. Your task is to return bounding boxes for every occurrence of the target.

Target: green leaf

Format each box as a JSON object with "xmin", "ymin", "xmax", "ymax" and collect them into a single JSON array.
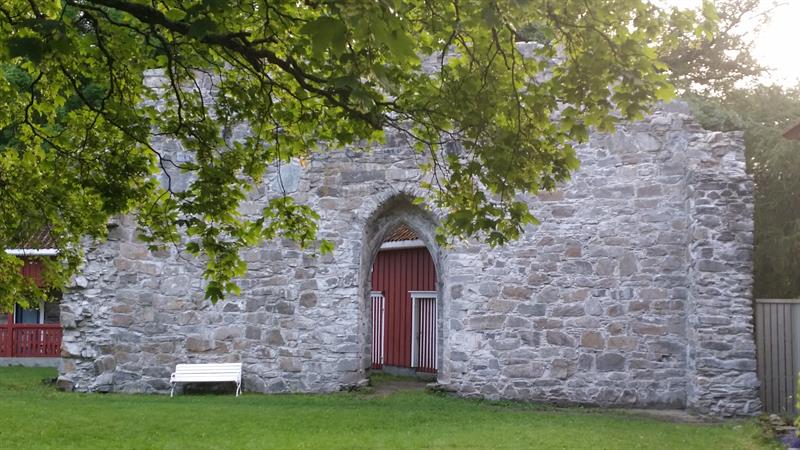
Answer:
[
  {"xmin": 654, "ymin": 83, "xmax": 675, "ymax": 102},
  {"xmin": 202, "ymin": 0, "xmax": 228, "ymax": 12},
  {"xmin": 384, "ymin": 29, "xmax": 416, "ymax": 62},
  {"xmin": 300, "ymin": 16, "xmax": 348, "ymax": 58},
  {"xmin": 319, "ymin": 240, "xmax": 334, "ymax": 255},
  {"xmin": 188, "ymin": 17, "xmax": 218, "ymax": 39},
  {"xmin": 5, "ymin": 37, "xmax": 46, "ymax": 63},
  {"xmin": 164, "ymin": 9, "xmax": 187, "ymax": 22}
]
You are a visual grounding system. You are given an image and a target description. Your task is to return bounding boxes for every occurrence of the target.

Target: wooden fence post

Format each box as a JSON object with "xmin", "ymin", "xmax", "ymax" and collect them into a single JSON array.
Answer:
[{"xmin": 2, "ymin": 313, "xmax": 12, "ymax": 357}]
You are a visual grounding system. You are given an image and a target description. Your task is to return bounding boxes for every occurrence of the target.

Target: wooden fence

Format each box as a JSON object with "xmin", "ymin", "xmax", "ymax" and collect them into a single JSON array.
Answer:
[
  {"xmin": 0, "ymin": 322, "xmax": 62, "ymax": 358},
  {"xmin": 755, "ymin": 298, "xmax": 800, "ymax": 417}
]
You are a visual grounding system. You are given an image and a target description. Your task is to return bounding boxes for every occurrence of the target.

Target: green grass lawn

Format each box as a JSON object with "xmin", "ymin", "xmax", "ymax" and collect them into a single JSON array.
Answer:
[{"xmin": 0, "ymin": 367, "xmax": 776, "ymax": 449}]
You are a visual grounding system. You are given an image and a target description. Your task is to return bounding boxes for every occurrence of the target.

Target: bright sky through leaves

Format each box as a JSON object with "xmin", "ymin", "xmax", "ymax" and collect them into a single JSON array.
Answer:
[{"xmin": 663, "ymin": 0, "xmax": 800, "ymax": 86}]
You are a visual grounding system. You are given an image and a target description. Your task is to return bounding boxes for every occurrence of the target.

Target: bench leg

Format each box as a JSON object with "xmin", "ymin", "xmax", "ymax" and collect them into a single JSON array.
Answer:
[
  {"xmin": 236, "ymin": 382, "xmax": 241, "ymax": 397},
  {"xmin": 170, "ymin": 383, "xmax": 175, "ymax": 398}
]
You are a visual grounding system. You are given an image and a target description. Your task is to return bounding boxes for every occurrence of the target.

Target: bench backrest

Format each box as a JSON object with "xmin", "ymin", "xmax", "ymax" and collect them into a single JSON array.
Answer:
[{"xmin": 171, "ymin": 363, "xmax": 242, "ymax": 382}]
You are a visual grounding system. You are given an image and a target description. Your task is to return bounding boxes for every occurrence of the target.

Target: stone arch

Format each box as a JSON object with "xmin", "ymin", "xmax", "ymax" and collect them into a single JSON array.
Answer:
[{"xmin": 358, "ymin": 192, "xmax": 448, "ymax": 381}]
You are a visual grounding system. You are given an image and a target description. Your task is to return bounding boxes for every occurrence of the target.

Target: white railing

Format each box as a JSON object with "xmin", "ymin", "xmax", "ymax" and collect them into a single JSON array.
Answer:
[
  {"xmin": 410, "ymin": 291, "xmax": 437, "ymax": 372},
  {"xmin": 370, "ymin": 291, "xmax": 385, "ymax": 367}
]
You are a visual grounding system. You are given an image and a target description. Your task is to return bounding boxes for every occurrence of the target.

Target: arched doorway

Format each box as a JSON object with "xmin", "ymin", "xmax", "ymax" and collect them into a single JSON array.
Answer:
[{"xmin": 369, "ymin": 223, "xmax": 439, "ymax": 376}]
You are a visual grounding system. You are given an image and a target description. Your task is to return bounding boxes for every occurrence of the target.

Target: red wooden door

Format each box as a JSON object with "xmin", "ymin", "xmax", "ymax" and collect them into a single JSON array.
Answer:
[{"xmin": 370, "ymin": 247, "xmax": 437, "ymax": 370}]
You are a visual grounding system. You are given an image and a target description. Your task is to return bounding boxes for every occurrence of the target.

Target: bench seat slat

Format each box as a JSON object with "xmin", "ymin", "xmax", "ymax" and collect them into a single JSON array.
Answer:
[
  {"xmin": 173, "ymin": 369, "xmax": 242, "ymax": 374},
  {"xmin": 171, "ymin": 375, "xmax": 240, "ymax": 380},
  {"xmin": 175, "ymin": 363, "xmax": 242, "ymax": 367},
  {"xmin": 172, "ymin": 375, "xmax": 240, "ymax": 380},
  {"xmin": 173, "ymin": 374, "xmax": 240, "ymax": 378},
  {"xmin": 172, "ymin": 363, "xmax": 242, "ymax": 368}
]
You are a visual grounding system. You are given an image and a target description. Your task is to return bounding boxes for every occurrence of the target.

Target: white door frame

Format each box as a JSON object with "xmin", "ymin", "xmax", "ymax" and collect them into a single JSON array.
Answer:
[
  {"xmin": 409, "ymin": 291, "xmax": 436, "ymax": 367},
  {"xmin": 12, "ymin": 301, "xmax": 44, "ymax": 324}
]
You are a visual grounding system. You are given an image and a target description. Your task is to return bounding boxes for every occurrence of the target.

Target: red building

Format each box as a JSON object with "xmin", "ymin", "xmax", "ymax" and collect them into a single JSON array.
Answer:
[
  {"xmin": 370, "ymin": 224, "xmax": 438, "ymax": 374},
  {"xmin": 1, "ymin": 233, "xmax": 63, "ymax": 359}
]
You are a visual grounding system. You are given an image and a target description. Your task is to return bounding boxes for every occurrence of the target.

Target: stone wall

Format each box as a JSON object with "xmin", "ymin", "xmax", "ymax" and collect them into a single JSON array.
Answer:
[
  {"xmin": 685, "ymin": 132, "xmax": 760, "ymax": 415},
  {"xmin": 58, "ymin": 102, "xmax": 760, "ymax": 416}
]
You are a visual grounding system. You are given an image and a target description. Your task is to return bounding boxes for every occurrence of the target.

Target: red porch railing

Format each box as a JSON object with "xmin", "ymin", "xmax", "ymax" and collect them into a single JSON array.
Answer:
[{"xmin": 0, "ymin": 321, "xmax": 62, "ymax": 357}]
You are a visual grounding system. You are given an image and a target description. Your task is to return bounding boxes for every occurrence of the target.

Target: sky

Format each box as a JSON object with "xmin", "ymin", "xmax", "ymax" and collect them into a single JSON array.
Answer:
[{"xmin": 662, "ymin": 0, "xmax": 800, "ymax": 87}]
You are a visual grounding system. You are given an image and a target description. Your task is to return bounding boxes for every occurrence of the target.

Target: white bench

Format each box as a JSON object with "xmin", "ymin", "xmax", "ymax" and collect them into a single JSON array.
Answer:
[{"xmin": 170, "ymin": 363, "xmax": 242, "ymax": 397}]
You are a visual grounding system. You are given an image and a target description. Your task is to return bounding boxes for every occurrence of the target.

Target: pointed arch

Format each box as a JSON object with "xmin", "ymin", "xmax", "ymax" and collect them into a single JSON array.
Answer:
[{"xmin": 358, "ymin": 192, "xmax": 448, "ymax": 379}]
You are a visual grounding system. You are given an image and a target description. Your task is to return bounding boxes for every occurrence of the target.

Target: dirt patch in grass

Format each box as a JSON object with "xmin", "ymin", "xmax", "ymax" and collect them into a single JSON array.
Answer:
[{"xmin": 371, "ymin": 379, "xmax": 428, "ymax": 397}]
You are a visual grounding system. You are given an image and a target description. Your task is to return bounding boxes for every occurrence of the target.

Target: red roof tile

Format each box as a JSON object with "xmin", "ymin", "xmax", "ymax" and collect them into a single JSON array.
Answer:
[
  {"xmin": 10, "ymin": 227, "xmax": 57, "ymax": 249},
  {"xmin": 384, "ymin": 224, "xmax": 419, "ymax": 242},
  {"xmin": 784, "ymin": 121, "xmax": 800, "ymax": 140}
]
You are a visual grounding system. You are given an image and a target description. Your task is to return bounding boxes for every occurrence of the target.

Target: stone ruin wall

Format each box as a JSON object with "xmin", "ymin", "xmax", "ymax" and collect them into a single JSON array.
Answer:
[{"xmin": 58, "ymin": 101, "xmax": 760, "ymax": 417}]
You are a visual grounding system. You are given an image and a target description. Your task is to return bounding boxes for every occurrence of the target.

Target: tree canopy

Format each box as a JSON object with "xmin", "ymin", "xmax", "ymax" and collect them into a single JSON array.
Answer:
[
  {"xmin": 659, "ymin": 0, "xmax": 771, "ymax": 97},
  {"xmin": 663, "ymin": 0, "xmax": 800, "ymax": 299},
  {"xmin": 0, "ymin": 0, "xmax": 691, "ymax": 307}
]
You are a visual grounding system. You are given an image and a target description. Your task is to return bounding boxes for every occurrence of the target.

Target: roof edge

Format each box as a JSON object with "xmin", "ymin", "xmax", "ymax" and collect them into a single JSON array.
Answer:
[
  {"xmin": 783, "ymin": 121, "xmax": 800, "ymax": 140},
  {"xmin": 5, "ymin": 249, "xmax": 59, "ymax": 256}
]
